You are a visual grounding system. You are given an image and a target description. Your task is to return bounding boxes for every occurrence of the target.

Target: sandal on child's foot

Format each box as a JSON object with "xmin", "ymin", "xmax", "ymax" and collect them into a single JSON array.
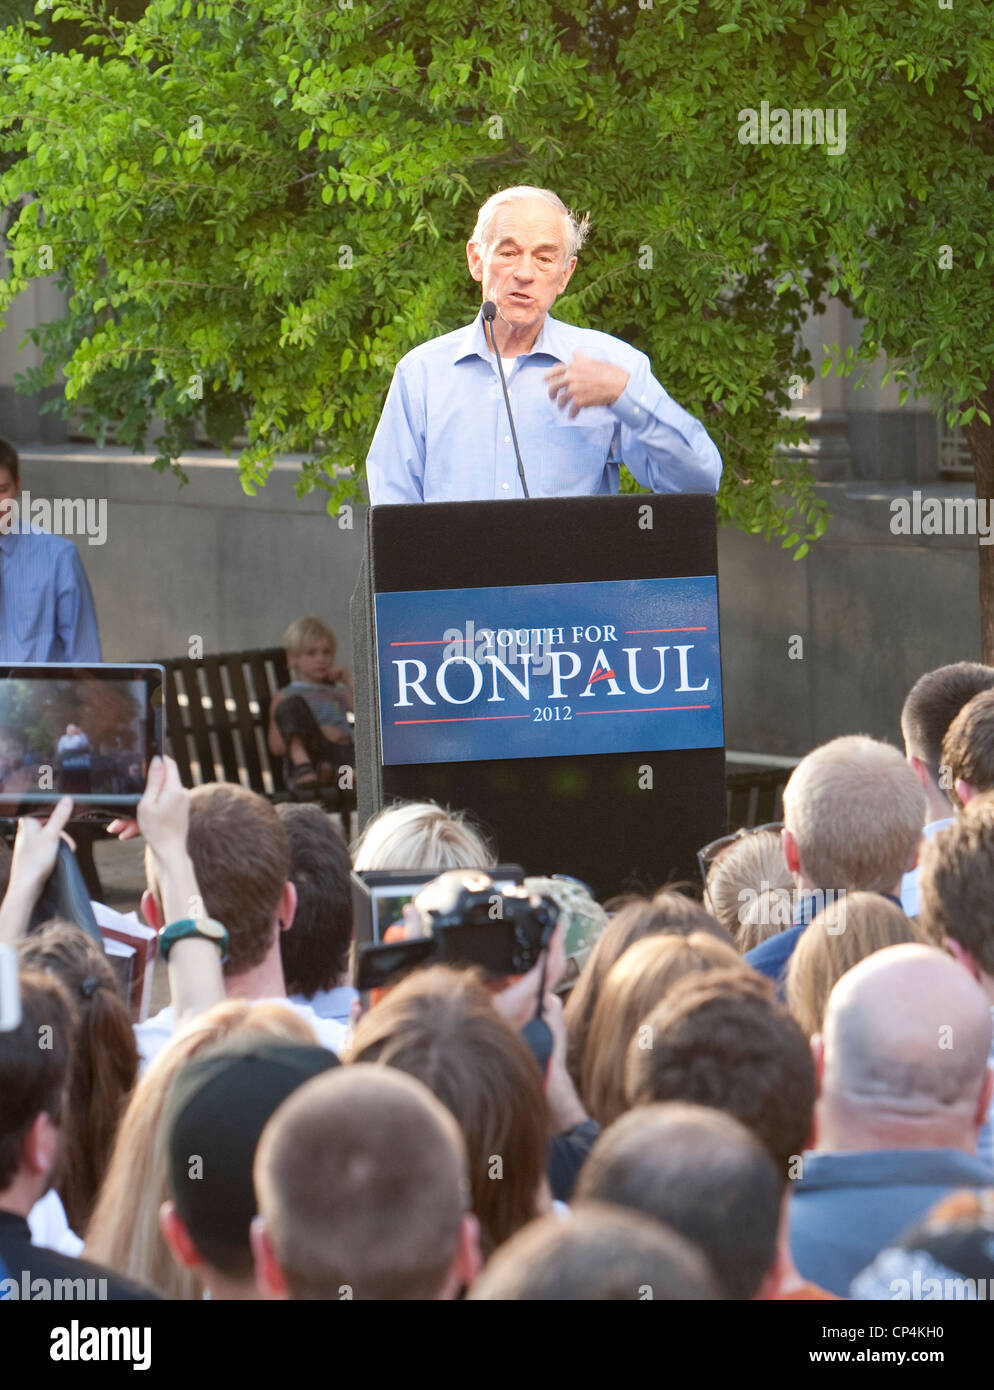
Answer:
[{"xmin": 289, "ymin": 760, "xmax": 318, "ymax": 790}]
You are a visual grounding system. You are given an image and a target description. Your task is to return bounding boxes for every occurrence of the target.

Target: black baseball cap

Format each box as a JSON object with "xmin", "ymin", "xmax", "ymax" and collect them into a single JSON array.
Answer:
[{"xmin": 165, "ymin": 1037, "xmax": 339, "ymax": 1276}]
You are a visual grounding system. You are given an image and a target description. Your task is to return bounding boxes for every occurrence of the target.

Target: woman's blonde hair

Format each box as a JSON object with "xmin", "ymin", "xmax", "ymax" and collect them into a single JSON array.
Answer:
[
  {"xmin": 705, "ymin": 830, "xmax": 794, "ymax": 942},
  {"xmin": 785, "ymin": 891, "xmax": 922, "ymax": 1038},
  {"xmin": 84, "ymin": 1000, "xmax": 316, "ymax": 1299},
  {"xmin": 352, "ymin": 800, "xmax": 496, "ymax": 873},
  {"xmin": 562, "ymin": 890, "xmax": 729, "ymax": 1089},
  {"xmin": 579, "ymin": 931, "xmax": 742, "ymax": 1128},
  {"xmin": 18, "ymin": 921, "xmax": 138, "ymax": 1237}
]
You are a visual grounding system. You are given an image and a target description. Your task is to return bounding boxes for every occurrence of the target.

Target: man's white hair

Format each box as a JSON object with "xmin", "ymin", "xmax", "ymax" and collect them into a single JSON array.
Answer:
[{"xmin": 470, "ymin": 186, "xmax": 590, "ymax": 263}]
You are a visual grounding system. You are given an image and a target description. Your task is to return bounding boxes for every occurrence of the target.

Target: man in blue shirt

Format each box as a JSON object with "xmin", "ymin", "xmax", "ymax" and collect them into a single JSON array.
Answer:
[
  {"xmin": 0, "ymin": 440, "xmax": 101, "ymax": 662},
  {"xmin": 790, "ymin": 944, "xmax": 994, "ymax": 1296},
  {"xmin": 365, "ymin": 186, "xmax": 722, "ymax": 504},
  {"xmin": 744, "ymin": 735, "xmax": 925, "ymax": 991}
]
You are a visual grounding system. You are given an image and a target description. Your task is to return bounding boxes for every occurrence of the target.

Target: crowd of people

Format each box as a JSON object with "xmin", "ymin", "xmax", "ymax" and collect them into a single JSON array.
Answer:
[{"xmin": 4, "ymin": 659, "xmax": 994, "ymax": 1300}]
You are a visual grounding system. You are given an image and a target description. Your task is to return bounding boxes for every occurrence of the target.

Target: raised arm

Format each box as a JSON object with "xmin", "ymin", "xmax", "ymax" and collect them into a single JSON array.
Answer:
[
  {"xmin": 137, "ymin": 756, "xmax": 225, "ymax": 1026},
  {"xmin": 0, "ymin": 796, "xmax": 76, "ymax": 945},
  {"xmin": 610, "ymin": 354, "xmax": 722, "ymax": 495},
  {"xmin": 545, "ymin": 349, "xmax": 722, "ymax": 495}
]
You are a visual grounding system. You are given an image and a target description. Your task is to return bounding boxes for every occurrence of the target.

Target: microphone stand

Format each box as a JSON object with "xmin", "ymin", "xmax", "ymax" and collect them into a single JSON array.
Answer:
[{"xmin": 482, "ymin": 302, "xmax": 530, "ymax": 499}]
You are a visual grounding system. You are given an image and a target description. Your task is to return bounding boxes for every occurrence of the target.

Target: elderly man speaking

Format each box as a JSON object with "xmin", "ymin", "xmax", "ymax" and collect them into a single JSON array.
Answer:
[{"xmin": 365, "ymin": 186, "xmax": 722, "ymax": 504}]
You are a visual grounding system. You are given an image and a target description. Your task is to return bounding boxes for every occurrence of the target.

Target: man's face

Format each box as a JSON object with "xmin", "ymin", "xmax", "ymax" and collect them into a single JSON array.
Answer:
[
  {"xmin": 0, "ymin": 466, "xmax": 20, "ymax": 525},
  {"xmin": 466, "ymin": 199, "xmax": 577, "ymax": 336}
]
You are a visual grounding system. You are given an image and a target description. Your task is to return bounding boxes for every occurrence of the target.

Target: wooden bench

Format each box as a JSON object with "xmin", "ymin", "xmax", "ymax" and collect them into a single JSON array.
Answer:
[
  {"xmin": 157, "ymin": 646, "xmax": 357, "ymax": 838},
  {"xmin": 725, "ymin": 766, "xmax": 791, "ymax": 831}
]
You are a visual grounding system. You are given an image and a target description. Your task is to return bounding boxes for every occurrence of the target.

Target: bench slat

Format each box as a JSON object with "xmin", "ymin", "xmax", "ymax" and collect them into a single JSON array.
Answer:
[
  {"xmin": 161, "ymin": 659, "xmax": 194, "ymax": 786},
  {"xmin": 223, "ymin": 653, "xmax": 266, "ymax": 791},
  {"xmin": 202, "ymin": 655, "xmax": 242, "ymax": 784},
  {"xmin": 179, "ymin": 658, "xmax": 216, "ymax": 781}
]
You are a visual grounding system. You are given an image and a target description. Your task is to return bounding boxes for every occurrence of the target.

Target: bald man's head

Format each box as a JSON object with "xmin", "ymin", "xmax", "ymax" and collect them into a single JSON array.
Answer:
[
  {"xmin": 819, "ymin": 945, "xmax": 993, "ymax": 1151},
  {"xmin": 783, "ymin": 736, "xmax": 925, "ymax": 894}
]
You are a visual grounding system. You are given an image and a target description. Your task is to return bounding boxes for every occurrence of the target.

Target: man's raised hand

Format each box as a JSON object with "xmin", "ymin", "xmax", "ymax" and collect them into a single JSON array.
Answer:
[
  {"xmin": 544, "ymin": 352, "xmax": 630, "ymax": 419},
  {"xmin": 135, "ymin": 755, "xmax": 189, "ymax": 863},
  {"xmin": 8, "ymin": 795, "xmax": 75, "ymax": 902}
]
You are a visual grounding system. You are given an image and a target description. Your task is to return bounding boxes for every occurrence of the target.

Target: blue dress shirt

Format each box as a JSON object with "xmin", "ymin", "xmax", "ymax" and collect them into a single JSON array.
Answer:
[
  {"xmin": 0, "ymin": 527, "xmax": 102, "ymax": 663},
  {"xmin": 365, "ymin": 310, "xmax": 722, "ymax": 504}
]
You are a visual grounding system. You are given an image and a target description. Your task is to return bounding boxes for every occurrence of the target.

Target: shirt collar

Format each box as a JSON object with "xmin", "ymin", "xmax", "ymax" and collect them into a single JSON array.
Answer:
[{"xmin": 452, "ymin": 309, "xmax": 571, "ymax": 367}]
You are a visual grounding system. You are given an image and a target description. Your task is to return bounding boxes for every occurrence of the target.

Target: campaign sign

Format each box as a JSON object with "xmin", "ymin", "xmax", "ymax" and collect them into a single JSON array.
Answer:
[{"xmin": 375, "ymin": 576, "xmax": 723, "ymax": 767}]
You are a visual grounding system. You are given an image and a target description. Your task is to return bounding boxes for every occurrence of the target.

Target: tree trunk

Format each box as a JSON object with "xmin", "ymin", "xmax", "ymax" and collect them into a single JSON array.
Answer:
[{"xmin": 963, "ymin": 378, "xmax": 994, "ymax": 665}]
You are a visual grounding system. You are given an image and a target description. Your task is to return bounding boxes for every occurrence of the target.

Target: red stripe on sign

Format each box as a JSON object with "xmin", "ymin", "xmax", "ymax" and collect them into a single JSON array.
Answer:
[{"xmin": 394, "ymin": 714, "xmax": 533, "ymax": 725}]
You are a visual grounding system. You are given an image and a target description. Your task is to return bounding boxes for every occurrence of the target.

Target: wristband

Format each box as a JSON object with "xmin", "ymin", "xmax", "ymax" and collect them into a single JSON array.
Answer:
[{"xmin": 158, "ymin": 916, "xmax": 229, "ymax": 964}]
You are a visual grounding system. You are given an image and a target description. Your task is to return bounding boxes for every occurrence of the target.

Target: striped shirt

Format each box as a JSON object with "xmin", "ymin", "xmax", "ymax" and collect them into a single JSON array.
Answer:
[
  {"xmin": 365, "ymin": 310, "xmax": 722, "ymax": 504},
  {"xmin": 0, "ymin": 526, "xmax": 102, "ymax": 662}
]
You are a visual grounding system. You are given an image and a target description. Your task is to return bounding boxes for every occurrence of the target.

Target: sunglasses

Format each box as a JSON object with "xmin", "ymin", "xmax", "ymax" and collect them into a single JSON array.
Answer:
[{"xmin": 697, "ymin": 823, "xmax": 784, "ymax": 886}]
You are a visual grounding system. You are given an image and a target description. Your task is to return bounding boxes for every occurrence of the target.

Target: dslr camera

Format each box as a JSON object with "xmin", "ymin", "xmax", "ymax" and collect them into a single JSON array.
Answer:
[{"xmin": 354, "ymin": 870, "xmax": 560, "ymax": 993}]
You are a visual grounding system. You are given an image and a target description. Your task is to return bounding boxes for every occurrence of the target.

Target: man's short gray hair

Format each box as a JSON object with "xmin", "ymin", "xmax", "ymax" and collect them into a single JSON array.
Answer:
[
  {"xmin": 470, "ymin": 186, "xmax": 590, "ymax": 263},
  {"xmin": 783, "ymin": 735, "xmax": 926, "ymax": 894}
]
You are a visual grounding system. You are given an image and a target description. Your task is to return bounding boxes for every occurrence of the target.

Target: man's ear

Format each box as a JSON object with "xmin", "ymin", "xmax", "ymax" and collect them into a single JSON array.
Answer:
[
  {"xmin": 946, "ymin": 935, "xmax": 982, "ymax": 982},
  {"xmin": 466, "ymin": 240, "xmax": 484, "ymax": 284},
  {"xmin": 450, "ymin": 1212, "xmax": 483, "ymax": 1297},
  {"xmin": 23, "ymin": 1112, "xmax": 58, "ymax": 1181},
  {"xmin": 956, "ymin": 778, "xmax": 978, "ymax": 808},
  {"xmin": 141, "ymin": 889, "xmax": 163, "ymax": 932},
  {"xmin": 277, "ymin": 880, "xmax": 297, "ymax": 934},
  {"xmin": 159, "ymin": 1201, "xmax": 201, "ymax": 1270},
  {"xmin": 782, "ymin": 827, "xmax": 801, "ymax": 876},
  {"xmin": 250, "ymin": 1216, "xmax": 288, "ymax": 1300},
  {"xmin": 907, "ymin": 754, "xmax": 933, "ymax": 794},
  {"xmin": 554, "ymin": 255, "xmax": 577, "ymax": 296}
]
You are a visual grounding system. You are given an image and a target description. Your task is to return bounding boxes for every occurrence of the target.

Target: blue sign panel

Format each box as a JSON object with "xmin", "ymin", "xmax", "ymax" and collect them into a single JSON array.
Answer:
[{"xmin": 375, "ymin": 576, "xmax": 723, "ymax": 767}]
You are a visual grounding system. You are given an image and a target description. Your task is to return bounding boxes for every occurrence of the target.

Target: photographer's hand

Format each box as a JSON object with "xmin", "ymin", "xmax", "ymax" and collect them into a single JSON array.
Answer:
[
  {"xmin": 0, "ymin": 797, "xmax": 75, "ymax": 945},
  {"xmin": 492, "ymin": 919, "xmax": 566, "ymax": 1031}
]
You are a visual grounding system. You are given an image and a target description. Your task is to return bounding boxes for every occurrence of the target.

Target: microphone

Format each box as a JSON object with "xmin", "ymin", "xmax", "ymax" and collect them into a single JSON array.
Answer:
[{"xmin": 482, "ymin": 299, "xmax": 530, "ymax": 499}]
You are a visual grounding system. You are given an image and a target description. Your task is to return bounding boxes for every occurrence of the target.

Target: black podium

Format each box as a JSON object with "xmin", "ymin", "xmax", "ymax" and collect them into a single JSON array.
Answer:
[{"xmin": 351, "ymin": 494, "xmax": 726, "ymax": 904}]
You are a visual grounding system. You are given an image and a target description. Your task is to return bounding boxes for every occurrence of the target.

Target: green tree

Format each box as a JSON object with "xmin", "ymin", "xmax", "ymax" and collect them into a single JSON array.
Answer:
[{"xmin": 1, "ymin": 0, "xmax": 993, "ymax": 638}]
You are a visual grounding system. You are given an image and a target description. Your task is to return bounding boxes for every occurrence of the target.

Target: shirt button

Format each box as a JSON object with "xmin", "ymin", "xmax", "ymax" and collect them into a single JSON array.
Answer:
[
  {"xmin": 633, "ymin": 406, "xmax": 641, "ymax": 416},
  {"xmin": 640, "ymin": 394, "xmax": 646, "ymax": 403},
  {"xmin": 504, "ymin": 436, "xmax": 510, "ymax": 443},
  {"xmin": 502, "ymin": 483, "xmax": 509, "ymax": 491}
]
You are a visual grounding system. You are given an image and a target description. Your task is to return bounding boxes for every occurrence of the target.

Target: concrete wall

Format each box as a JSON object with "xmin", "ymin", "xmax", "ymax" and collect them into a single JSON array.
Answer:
[
  {"xmin": 718, "ymin": 483, "xmax": 982, "ymax": 756},
  {"xmin": 17, "ymin": 447, "xmax": 368, "ymax": 668},
  {"xmin": 13, "ymin": 450, "xmax": 985, "ymax": 757}
]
